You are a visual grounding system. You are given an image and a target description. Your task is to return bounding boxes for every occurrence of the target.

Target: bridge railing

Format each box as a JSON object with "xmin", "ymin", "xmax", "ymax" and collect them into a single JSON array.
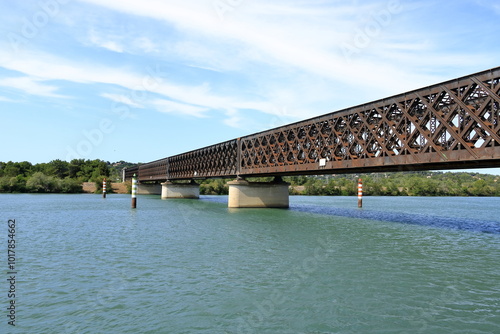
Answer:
[{"xmin": 124, "ymin": 66, "xmax": 500, "ymax": 182}]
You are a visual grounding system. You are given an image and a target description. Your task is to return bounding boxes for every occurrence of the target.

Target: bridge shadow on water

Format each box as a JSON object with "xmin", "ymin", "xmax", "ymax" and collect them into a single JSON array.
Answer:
[
  {"xmin": 291, "ymin": 204, "xmax": 500, "ymax": 234},
  {"xmin": 200, "ymin": 196, "xmax": 500, "ymax": 234}
]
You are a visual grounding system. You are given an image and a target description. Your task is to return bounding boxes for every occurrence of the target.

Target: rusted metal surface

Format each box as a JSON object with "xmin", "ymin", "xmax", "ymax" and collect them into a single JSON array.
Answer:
[
  {"xmin": 239, "ymin": 67, "xmax": 500, "ymax": 176},
  {"xmin": 124, "ymin": 165, "xmax": 139, "ymax": 181},
  {"xmin": 124, "ymin": 67, "xmax": 500, "ymax": 181},
  {"xmin": 168, "ymin": 139, "xmax": 239, "ymax": 179},
  {"xmin": 138, "ymin": 158, "xmax": 168, "ymax": 182}
]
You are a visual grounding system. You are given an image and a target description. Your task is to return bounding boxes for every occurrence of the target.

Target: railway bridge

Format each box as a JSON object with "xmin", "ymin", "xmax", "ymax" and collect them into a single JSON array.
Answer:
[{"xmin": 124, "ymin": 67, "xmax": 500, "ymax": 208}]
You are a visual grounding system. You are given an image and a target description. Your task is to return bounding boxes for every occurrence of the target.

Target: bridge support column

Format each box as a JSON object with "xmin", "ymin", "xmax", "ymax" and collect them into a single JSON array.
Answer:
[
  {"xmin": 137, "ymin": 183, "xmax": 162, "ymax": 195},
  {"xmin": 227, "ymin": 177, "xmax": 290, "ymax": 208},
  {"xmin": 161, "ymin": 181, "xmax": 200, "ymax": 199}
]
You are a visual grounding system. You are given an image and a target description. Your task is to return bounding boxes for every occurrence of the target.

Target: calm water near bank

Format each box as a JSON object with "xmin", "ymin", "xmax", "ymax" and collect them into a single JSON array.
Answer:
[{"xmin": 1, "ymin": 194, "xmax": 499, "ymax": 333}]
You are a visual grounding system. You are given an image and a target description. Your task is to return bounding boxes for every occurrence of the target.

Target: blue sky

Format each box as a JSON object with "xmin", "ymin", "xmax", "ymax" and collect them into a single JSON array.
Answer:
[{"xmin": 0, "ymin": 0, "xmax": 499, "ymax": 174}]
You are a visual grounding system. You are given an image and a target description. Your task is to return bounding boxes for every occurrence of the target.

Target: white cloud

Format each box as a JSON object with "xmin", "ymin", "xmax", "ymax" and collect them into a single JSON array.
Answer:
[
  {"xmin": 87, "ymin": 27, "xmax": 160, "ymax": 54},
  {"xmin": 0, "ymin": 76, "xmax": 65, "ymax": 98},
  {"xmin": 67, "ymin": 0, "xmax": 500, "ymax": 121},
  {"xmin": 88, "ymin": 29, "xmax": 124, "ymax": 53},
  {"xmin": 1, "ymin": 0, "xmax": 497, "ymax": 130},
  {"xmin": 101, "ymin": 93, "xmax": 144, "ymax": 108},
  {"xmin": 133, "ymin": 37, "xmax": 158, "ymax": 53},
  {"xmin": 223, "ymin": 108, "xmax": 243, "ymax": 128},
  {"xmin": 0, "ymin": 48, "xmax": 287, "ymax": 122},
  {"xmin": 0, "ymin": 96, "xmax": 14, "ymax": 102},
  {"xmin": 151, "ymin": 99, "xmax": 209, "ymax": 118},
  {"xmin": 75, "ymin": 0, "xmax": 439, "ymax": 93},
  {"xmin": 98, "ymin": 40, "xmax": 123, "ymax": 53}
]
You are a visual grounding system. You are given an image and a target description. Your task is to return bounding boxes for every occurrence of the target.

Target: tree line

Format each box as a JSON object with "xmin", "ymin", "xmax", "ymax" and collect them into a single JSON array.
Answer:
[
  {"xmin": 199, "ymin": 171, "xmax": 500, "ymax": 197},
  {"xmin": 294, "ymin": 172, "xmax": 500, "ymax": 197},
  {"xmin": 0, "ymin": 160, "xmax": 127, "ymax": 193}
]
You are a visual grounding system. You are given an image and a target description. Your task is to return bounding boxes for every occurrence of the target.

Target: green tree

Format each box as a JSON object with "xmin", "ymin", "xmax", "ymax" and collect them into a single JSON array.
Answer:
[
  {"xmin": 26, "ymin": 172, "xmax": 58, "ymax": 193},
  {"xmin": 0, "ymin": 176, "xmax": 11, "ymax": 192},
  {"xmin": 68, "ymin": 159, "xmax": 85, "ymax": 179},
  {"xmin": 8, "ymin": 175, "xmax": 27, "ymax": 193},
  {"xmin": 60, "ymin": 178, "xmax": 83, "ymax": 193},
  {"xmin": 47, "ymin": 159, "xmax": 70, "ymax": 178},
  {"xmin": 3, "ymin": 162, "xmax": 21, "ymax": 177},
  {"xmin": 469, "ymin": 179, "xmax": 493, "ymax": 196},
  {"xmin": 304, "ymin": 179, "xmax": 323, "ymax": 195}
]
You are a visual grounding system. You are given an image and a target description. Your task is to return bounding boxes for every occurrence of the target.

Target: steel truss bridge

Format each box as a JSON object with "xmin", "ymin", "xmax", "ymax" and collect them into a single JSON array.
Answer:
[{"xmin": 125, "ymin": 67, "xmax": 500, "ymax": 183}]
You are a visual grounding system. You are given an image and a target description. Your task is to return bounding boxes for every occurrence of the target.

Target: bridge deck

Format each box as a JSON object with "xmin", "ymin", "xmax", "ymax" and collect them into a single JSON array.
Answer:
[{"xmin": 127, "ymin": 67, "xmax": 500, "ymax": 182}]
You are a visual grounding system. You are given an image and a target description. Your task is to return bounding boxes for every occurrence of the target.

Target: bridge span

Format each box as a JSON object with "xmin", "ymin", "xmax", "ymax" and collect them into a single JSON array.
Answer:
[{"xmin": 124, "ymin": 67, "xmax": 500, "ymax": 207}]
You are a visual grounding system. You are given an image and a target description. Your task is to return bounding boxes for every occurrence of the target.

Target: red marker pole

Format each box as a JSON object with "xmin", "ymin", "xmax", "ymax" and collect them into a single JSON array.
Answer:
[
  {"xmin": 357, "ymin": 178, "xmax": 363, "ymax": 208},
  {"xmin": 131, "ymin": 174, "xmax": 137, "ymax": 209},
  {"xmin": 102, "ymin": 178, "xmax": 107, "ymax": 198}
]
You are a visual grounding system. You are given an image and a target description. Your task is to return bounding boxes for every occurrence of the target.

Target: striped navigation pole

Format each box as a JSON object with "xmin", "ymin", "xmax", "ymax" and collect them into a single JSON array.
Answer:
[
  {"xmin": 357, "ymin": 178, "xmax": 363, "ymax": 208},
  {"xmin": 102, "ymin": 178, "xmax": 107, "ymax": 198},
  {"xmin": 131, "ymin": 174, "xmax": 137, "ymax": 209}
]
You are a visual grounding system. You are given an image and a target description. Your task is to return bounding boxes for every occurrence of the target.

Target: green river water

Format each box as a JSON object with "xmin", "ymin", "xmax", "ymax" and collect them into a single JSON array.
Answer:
[{"xmin": 1, "ymin": 194, "xmax": 499, "ymax": 333}]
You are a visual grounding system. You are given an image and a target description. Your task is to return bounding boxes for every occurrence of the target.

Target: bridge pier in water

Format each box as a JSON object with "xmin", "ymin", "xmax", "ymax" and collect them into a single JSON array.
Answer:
[
  {"xmin": 137, "ymin": 183, "xmax": 162, "ymax": 195},
  {"xmin": 161, "ymin": 181, "xmax": 200, "ymax": 199},
  {"xmin": 227, "ymin": 177, "xmax": 290, "ymax": 208}
]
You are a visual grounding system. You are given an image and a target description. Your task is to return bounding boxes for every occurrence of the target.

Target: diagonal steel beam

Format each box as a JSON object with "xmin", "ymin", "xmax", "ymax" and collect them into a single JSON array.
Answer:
[
  {"xmin": 441, "ymin": 85, "xmax": 500, "ymax": 145},
  {"xmin": 416, "ymin": 93, "xmax": 479, "ymax": 158}
]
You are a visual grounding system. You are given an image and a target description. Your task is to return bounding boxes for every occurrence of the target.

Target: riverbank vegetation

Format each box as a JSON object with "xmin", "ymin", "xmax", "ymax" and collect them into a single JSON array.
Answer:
[
  {"xmin": 199, "ymin": 171, "xmax": 500, "ymax": 197},
  {"xmin": 289, "ymin": 172, "xmax": 500, "ymax": 197},
  {"xmin": 1, "ymin": 160, "xmax": 499, "ymax": 196},
  {"xmin": 0, "ymin": 160, "xmax": 128, "ymax": 193}
]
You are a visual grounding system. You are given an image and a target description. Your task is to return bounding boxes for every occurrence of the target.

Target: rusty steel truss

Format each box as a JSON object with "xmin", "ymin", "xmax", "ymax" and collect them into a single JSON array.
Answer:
[{"xmin": 127, "ymin": 67, "xmax": 500, "ymax": 182}]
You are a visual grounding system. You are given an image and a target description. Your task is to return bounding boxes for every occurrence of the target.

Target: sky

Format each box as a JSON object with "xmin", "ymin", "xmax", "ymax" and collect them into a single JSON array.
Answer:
[{"xmin": 0, "ymin": 0, "xmax": 499, "ymax": 174}]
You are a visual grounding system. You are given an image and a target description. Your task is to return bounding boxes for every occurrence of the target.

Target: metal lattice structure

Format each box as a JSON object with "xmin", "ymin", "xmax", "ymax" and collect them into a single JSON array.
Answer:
[
  {"xmin": 125, "ymin": 67, "xmax": 500, "ymax": 182},
  {"xmin": 138, "ymin": 158, "xmax": 168, "ymax": 182},
  {"xmin": 167, "ymin": 140, "xmax": 239, "ymax": 180}
]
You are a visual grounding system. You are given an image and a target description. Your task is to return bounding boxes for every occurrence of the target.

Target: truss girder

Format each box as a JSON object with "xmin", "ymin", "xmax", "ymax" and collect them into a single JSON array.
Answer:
[
  {"xmin": 166, "ymin": 139, "xmax": 239, "ymax": 180},
  {"xmin": 127, "ymin": 67, "xmax": 500, "ymax": 181},
  {"xmin": 238, "ymin": 67, "xmax": 500, "ymax": 176}
]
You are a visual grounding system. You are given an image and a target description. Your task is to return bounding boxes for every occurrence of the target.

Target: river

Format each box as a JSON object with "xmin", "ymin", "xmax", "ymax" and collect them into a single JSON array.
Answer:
[{"xmin": 1, "ymin": 194, "xmax": 499, "ymax": 333}]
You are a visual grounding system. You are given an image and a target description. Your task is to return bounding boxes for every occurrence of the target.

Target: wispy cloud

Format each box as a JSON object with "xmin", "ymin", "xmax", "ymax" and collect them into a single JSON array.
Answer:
[
  {"xmin": 476, "ymin": 0, "xmax": 500, "ymax": 15},
  {"xmin": 0, "ymin": 47, "xmax": 287, "ymax": 128},
  {"xmin": 223, "ymin": 108, "xmax": 243, "ymax": 128},
  {"xmin": 133, "ymin": 37, "xmax": 158, "ymax": 53},
  {"xmin": 76, "ymin": 0, "xmax": 442, "ymax": 93},
  {"xmin": 101, "ymin": 93, "xmax": 144, "ymax": 108},
  {"xmin": 0, "ymin": 0, "xmax": 497, "ymax": 125},
  {"xmin": 151, "ymin": 99, "xmax": 209, "ymax": 118},
  {"xmin": 86, "ymin": 27, "xmax": 160, "ymax": 54},
  {"xmin": 88, "ymin": 30, "xmax": 124, "ymax": 53},
  {"xmin": 0, "ymin": 96, "xmax": 14, "ymax": 102},
  {"xmin": 0, "ymin": 76, "xmax": 66, "ymax": 98}
]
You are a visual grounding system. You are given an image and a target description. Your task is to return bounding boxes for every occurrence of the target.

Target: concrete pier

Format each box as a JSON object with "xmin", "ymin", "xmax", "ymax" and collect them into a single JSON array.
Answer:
[
  {"xmin": 161, "ymin": 181, "xmax": 200, "ymax": 199},
  {"xmin": 227, "ymin": 177, "xmax": 290, "ymax": 208},
  {"xmin": 137, "ymin": 183, "xmax": 162, "ymax": 195}
]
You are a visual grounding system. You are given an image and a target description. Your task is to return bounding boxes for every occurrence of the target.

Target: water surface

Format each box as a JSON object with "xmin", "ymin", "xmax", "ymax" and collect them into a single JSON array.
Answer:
[{"xmin": 1, "ymin": 194, "xmax": 499, "ymax": 333}]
